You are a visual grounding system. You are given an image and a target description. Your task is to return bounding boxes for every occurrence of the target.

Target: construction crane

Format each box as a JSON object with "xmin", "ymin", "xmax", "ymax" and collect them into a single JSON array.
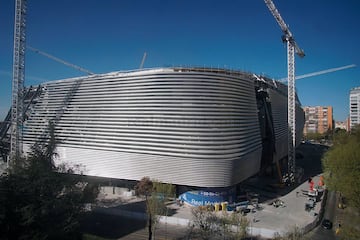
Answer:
[
  {"xmin": 264, "ymin": 0, "xmax": 305, "ymax": 183},
  {"xmin": 139, "ymin": 52, "xmax": 147, "ymax": 69},
  {"xmin": 27, "ymin": 45, "xmax": 95, "ymax": 75},
  {"xmin": 10, "ymin": 0, "xmax": 27, "ymax": 161},
  {"xmin": 279, "ymin": 64, "xmax": 356, "ymax": 82},
  {"xmin": 10, "ymin": 0, "xmax": 95, "ymax": 162}
]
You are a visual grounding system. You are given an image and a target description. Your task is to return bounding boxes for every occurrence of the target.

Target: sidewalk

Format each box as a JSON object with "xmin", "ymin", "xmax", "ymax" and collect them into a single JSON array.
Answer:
[
  {"xmin": 161, "ymin": 175, "xmax": 325, "ymax": 239},
  {"xmin": 93, "ymin": 175, "xmax": 326, "ymax": 239}
]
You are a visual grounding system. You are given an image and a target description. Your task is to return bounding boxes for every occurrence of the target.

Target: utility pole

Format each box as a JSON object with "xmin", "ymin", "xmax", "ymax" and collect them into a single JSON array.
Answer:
[
  {"xmin": 264, "ymin": 0, "xmax": 305, "ymax": 182},
  {"xmin": 10, "ymin": 0, "xmax": 27, "ymax": 161}
]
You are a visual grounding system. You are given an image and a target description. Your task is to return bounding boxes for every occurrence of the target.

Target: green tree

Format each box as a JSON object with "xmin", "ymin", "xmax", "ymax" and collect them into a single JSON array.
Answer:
[
  {"xmin": 322, "ymin": 125, "xmax": 360, "ymax": 239},
  {"xmin": 135, "ymin": 177, "xmax": 175, "ymax": 240},
  {"xmin": 0, "ymin": 123, "xmax": 99, "ymax": 239},
  {"xmin": 304, "ymin": 132, "xmax": 323, "ymax": 142},
  {"xmin": 322, "ymin": 125, "xmax": 360, "ymax": 210}
]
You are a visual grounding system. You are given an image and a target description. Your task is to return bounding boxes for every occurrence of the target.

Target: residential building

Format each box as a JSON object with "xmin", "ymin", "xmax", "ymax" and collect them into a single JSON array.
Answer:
[
  {"xmin": 335, "ymin": 121, "xmax": 347, "ymax": 131},
  {"xmin": 349, "ymin": 87, "xmax": 360, "ymax": 129},
  {"xmin": 303, "ymin": 106, "xmax": 333, "ymax": 135}
]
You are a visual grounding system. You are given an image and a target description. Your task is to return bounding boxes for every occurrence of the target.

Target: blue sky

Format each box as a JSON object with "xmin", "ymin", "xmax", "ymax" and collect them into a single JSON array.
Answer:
[{"xmin": 0, "ymin": 0, "xmax": 359, "ymax": 121}]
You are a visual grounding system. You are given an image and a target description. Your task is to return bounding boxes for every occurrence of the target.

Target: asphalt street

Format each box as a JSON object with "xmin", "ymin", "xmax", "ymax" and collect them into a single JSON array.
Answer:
[
  {"xmin": 80, "ymin": 212, "xmax": 190, "ymax": 240},
  {"xmin": 305, "ymin": 190, "xmax": 338, "ymax": 240}
]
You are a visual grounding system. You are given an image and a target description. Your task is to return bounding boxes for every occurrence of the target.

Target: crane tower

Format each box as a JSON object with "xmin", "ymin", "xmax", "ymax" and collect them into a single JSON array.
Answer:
[
  {"xmin": 10, "ymin": 0, "xmax": 27, "ymax": 161},
  {"xmin": 264, "ymin": 0, "xmax": 305, "ymax": 182}
]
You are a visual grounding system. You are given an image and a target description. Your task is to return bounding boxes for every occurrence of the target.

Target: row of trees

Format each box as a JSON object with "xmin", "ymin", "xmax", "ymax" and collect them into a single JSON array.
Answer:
[
  {"xmin": 304, "ymin": 127, "xmax": 349, "ymax": 143},
  {"xmin": 322, "ymin": 124, "xmax": 360, "ymax": 239}
]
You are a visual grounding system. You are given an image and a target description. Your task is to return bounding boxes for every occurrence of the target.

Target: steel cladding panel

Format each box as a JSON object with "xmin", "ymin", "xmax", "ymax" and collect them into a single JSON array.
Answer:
[
  {"xmin": 22, "ymin": 68, "xmax": 262, "ymax": 187},
  {"xmin": 268, "ymin": 88, "xmax": 304, "ymax": 162}
]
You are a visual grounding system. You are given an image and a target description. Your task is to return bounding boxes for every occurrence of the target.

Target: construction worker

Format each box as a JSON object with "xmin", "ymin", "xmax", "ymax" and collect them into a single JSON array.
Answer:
[
  {"xmin": 335, "ymin": 223, "xmax": 341, "ymax": 235},
  {"xmin": 308, "ymin": 178, "xmax": 314, "ymax": 192},
  {"xmin": 318, "ymin": 175, "xmax": 324, "ymax": 187}
]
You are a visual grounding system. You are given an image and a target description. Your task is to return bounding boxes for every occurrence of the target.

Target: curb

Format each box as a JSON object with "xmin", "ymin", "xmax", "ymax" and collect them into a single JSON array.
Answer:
[{"xmin": 302, "ymin": 188, "xmax": 328, "ymax": 234}]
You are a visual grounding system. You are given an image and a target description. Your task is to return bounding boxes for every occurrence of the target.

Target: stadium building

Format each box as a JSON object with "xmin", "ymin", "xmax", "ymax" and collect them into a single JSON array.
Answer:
[{"xmin": 0, "ymin": 67, "xmax": 305, "ymax": 204}]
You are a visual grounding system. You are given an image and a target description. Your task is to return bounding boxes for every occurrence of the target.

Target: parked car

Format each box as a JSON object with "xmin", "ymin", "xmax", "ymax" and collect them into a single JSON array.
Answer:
[{"xmin": 322, "ymin": 219, "xmax": 333, "ymax": 229}]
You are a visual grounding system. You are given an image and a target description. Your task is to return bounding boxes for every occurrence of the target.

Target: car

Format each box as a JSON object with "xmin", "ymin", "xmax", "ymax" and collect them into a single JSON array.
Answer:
[{"xmin": 322, "ymin": 219, "xmax": 333, "ymax": 229}]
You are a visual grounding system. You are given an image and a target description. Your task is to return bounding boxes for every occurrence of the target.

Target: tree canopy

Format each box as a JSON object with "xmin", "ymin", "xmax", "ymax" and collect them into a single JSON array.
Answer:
[
  {"xmin": 321, "ymin": 125, "xmax": 360, "ymax": 239},
  {"xmin": 0, "ymin": 125, "xmax": 99, "ymax": 239},
  {"xmin": 322, "ymin": 124, "xmax": 360, "ymax": 210}
]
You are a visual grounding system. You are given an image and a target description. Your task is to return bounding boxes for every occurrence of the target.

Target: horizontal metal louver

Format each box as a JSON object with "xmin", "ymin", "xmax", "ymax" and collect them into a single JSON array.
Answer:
[{"xmin": 22, "ymin": 68, "xmax": 288, "ymax": 187}]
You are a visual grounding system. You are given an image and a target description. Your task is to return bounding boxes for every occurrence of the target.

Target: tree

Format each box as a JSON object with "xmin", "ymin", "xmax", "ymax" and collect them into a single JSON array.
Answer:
[
  {"xmin": 135, "ymin": 177, "xmax": 175, "ymax": 240},
  {"xmin": 304, "ymin": 132, "xmax": 323, "ymax": 142},
  {"xmin": 272, "ymin": 226, "xmax": 305, "ymax": 240},
  {"xmin": 190, "ymin": 207, "xmax": 219, "ymax": 239},
  {"xmin": 322, "ymin": 125, "xmax": 360, "ymax": 239},
  {"xmin": 0, "ymin": 123, "xmax": 99, "ymax": 239},
  {"xmin": 190, "ymin": 207, "xmax": 249, "ymax": 239},
  {"xmin": 322, "ymin": 125, "xmax": 360, "ymax": 210},
  {"xmin": 230, "ymin": 211, "xmax": 249, "ymax": 239},
  {"xmin": 135, "ymin": 177, "xmax": 154, "ymax": 240}
]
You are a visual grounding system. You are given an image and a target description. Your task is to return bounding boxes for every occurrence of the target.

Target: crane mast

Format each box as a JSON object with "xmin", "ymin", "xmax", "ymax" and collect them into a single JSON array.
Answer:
[
  {"xmin": 10, "ymin": 0, "xmax": 27, "ymax": 161},
  {"xmin": 264, "ymin": 0, "xmax": 305, "ymax": 183}
]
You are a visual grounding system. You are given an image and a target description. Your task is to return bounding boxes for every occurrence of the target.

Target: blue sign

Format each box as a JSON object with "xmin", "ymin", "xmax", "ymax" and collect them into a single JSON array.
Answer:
[{"xmin": 179, "ymin": 187, "xmax": 236, "ymax": 206}]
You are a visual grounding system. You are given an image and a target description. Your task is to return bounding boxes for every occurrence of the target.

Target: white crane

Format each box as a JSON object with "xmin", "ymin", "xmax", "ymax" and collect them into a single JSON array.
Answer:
[
  {"xmin": 264, "ymin": 0, "xmax": 305, "ymax": 182},
  {"xmin": 10, "ymin": 0, "xmax": 27, "ymax": 161},
  {"xmin": 27, "ymin": 45, "xmax": 95, "ymax": 75},
  {"xmin": 10, "ymin": 0, "xmax": 95, "ymax": 161},
  {"xmin": 139, "ymin": 52, "xmax": 147, "ymax": 69}
]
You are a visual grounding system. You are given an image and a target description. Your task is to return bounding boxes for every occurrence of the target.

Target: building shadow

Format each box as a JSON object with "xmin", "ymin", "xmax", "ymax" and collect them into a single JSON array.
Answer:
[
  {"xmin": 80, "ymin": 211, "xmax": 146, "ymax": 239},
  {"xmin": 239, "ymin": 142, "xmax": 328, "ymax": 204},
  {"xmin": 80, "ymin": 198, "xmax": 180, "ymax": 239}
]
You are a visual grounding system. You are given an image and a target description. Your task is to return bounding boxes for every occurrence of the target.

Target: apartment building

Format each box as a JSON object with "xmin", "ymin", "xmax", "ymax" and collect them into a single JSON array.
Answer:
[
  {"xmin": 349, "ymin": 87, "xmax": 360, "ymax": 129},
  {"xmin": 303, "ymin": 106, "xmax": 333, "ymax": 135},
  {"xmin": 334, "ymin": 120, "xmax": 348, "ymax": 131}
]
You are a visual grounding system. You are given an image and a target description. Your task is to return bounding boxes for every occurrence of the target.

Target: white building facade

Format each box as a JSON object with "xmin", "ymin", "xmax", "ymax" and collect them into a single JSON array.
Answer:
[{"xmin": 349, "ymin": 87, "xmax": 360, "ymax": 129}]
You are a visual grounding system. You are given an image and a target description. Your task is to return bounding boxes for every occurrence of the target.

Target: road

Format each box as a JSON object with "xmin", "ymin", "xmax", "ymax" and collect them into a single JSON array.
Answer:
[
  {"xmin": 80, "ymin": 211, "xmax": 190, "ymax": 240},
  {"xmin": 305, "ymin": 190, "xmax": 338, "ymax": 240}
]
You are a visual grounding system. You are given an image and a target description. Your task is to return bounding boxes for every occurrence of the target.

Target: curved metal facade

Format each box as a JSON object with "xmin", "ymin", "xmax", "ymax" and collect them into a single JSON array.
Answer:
[
  {"xmin": 23, "ymin": 68, "xmax": 263, "ymax": 187},
  {"xmin": 268, "ymin": 87, "xmax": 304, "ymax": 162}
]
